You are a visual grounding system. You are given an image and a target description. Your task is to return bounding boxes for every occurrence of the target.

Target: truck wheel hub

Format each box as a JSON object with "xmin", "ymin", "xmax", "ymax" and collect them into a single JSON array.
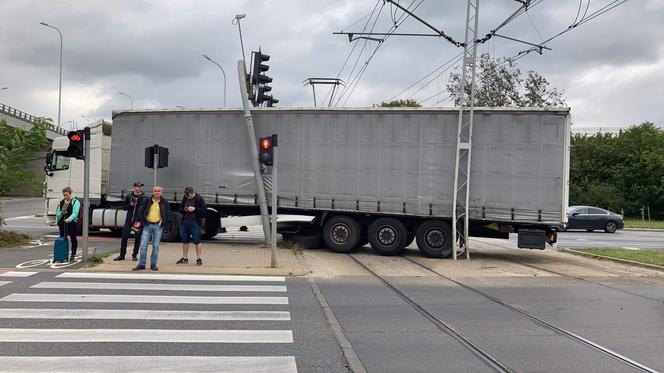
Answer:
[
  {"xmin": 377, "ymin": 227, "xmax": 396, "ymax": 245},
  {"xmin": 332, "ymin": 225, "xmax": 350, "ymax": 243},
  {"xmin": 426, "ymin": 229, "xmax": 445, "ymax": 248}
]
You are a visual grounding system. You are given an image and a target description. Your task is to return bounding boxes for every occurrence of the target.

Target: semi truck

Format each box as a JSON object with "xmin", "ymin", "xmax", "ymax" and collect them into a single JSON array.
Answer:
[{"xmin": 44, "ymin": 107, "xmax": 570, "ymax": 258}]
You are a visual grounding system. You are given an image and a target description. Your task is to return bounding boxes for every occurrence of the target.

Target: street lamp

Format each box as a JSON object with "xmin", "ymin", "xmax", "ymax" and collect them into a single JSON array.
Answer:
[
  {"xmin": 232, "ymin": 14, "xmax": 247, "ymax": 70},
  {"xmin": 40, "ymin": 22, "xmax": 63, "ymax": 131},
  {"xmin": 118, "ymin": 91, "xmax": 134, "ymax": 110},
  {"xmin": 202, "ymin": 54, "xmax": 227, "ymax": 108}
]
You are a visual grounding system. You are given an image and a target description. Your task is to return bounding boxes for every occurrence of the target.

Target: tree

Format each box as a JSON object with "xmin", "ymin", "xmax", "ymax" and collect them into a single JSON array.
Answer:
[
  {"xmin": 376, "ymin": 99, "xmax": 422, "ymax": 108},
  {"xmin": 570, "ymin": 123, "xmax": 664, "ymax": 218},
  {"xmin": 447, "ymin": 53, "xmax": 566, "ymax": 107},
  {"xmin": 0, "ymin": 119, "xmax": 48, "ymax": 197}
]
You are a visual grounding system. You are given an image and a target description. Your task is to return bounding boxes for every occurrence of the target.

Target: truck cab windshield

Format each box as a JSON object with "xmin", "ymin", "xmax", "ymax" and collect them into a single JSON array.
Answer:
[{"xmin": 49, "ymin": 151, "xmax": 71, "ymax": 171}]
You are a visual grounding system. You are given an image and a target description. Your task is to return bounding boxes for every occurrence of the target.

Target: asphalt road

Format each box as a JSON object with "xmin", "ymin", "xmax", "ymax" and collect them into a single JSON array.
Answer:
[
  {"xmin": 0, "ymin": 271, "xmax": 345, "ymax": 372},
  {"xmin": 507, "ymin": 230, "xmax": 664, "ymax": 250}
]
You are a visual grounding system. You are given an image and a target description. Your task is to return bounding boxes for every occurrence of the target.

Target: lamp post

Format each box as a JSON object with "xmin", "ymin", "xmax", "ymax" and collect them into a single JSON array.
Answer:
[
  {"xmin": 118, "ymin": 91, "xmax": 134, "ymax": 110},
  {"xmin": 40, "ymin": 22, "xmax": 63, "ymax": 131},
  {"xmin": 232, "ymin": 14, "xmax": 247, "ymax": 70},
  {"xmin": 202, "ymin": 55, "xmax": 227, "ymax": 108}
]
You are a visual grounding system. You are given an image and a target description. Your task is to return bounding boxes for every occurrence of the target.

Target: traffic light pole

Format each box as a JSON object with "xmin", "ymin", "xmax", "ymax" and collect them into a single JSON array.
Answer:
[
  {"xmin": 237, "ymin": 60, "xmax": 271, "ymax": 245},
  {"xmin": 270, "ymin": 135, "xmax": 278, "ymax": 268},
  {"xmin": 153, "ymin": 147, "xmax": 159, "ymax": 187},
  {"xmin": 82, "ymin": 127, "xmax": 91, "ymax": 262}
]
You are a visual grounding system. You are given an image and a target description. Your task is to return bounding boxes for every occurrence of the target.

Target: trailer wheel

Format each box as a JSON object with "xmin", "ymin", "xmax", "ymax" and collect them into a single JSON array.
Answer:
[
  {"xmin": 368, "ymin": 218, "xmax": 407, "ymax": 256},
  {"xmin": 404, "ymin": 231, "xmax": 415, "ymax": 248},
  {"xmin": 202, "ymin": 210, "xmax": 220, "ymax": 240},
  {"xmin": 323, "ymin": 215, "xmax": 361, "ymax": 253},
  {"xmin": 416, "ymin": 220, "xmax": 452, "ymax": 258},
  {"xmin": 161, "ymin": 212, "xmax": 181, "ymax": 242}
]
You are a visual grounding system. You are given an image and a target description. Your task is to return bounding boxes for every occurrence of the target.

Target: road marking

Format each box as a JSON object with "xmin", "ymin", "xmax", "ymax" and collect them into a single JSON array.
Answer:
[
  {"xmin": 3, "ymin": 215, "xmax": 37, "ymax": 221},
  {"xmin": 0, "ymin": 271, "xmax": 36, "ymax": 277},
  {"xmin": 33, "ymin": 281, "xmax": 287, "ymax": 292},
  {"xmin": 57, "ymin": 272, "xmax": 285, "ymax": 282},
  {"xmin": 0, "ymin": 293, "xmax": 289, "ymax": 305},
  {"xmin": 0, "ymin": 281, "xmax": 10, "ymax": 287},
  {"xmin": 0, "ymin": 356, "xmax": 297, "ymax": 373},
  {"xmin": 0, "ymin": 328, "xmax": 294, "ymax": 343},
  {"xmin": 0, "ymin": 308, "xmax": 290, "ymax": 321}
]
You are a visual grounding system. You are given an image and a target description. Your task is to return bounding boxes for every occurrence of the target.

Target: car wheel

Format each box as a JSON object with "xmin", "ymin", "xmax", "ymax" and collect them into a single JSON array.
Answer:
[
  {"xmin": 604, "ymin": 221, "xmax": 618, "ymax": 233},
  {"xmin": 323, "ymin": 215, "xmax": 361, "ymax": 253}
]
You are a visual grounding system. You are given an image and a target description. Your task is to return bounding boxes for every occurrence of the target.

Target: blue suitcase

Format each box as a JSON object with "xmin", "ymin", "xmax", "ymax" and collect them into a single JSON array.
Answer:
[{"xmin": 53, "ymin": 236, "xmax": 69, "ymax": 262}]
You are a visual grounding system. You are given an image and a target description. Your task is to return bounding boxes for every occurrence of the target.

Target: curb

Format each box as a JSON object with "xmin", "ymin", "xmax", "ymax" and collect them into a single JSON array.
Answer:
[
  {"xmin": 624, "ymin": 228, "xmax": 664, "ymax": 232},
  {"xmin": 561, "ymin": 248, "xmax": 664, "ymax": 272}
]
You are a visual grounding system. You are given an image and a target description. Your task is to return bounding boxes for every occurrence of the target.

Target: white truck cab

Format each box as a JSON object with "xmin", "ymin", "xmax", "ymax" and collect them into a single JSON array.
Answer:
[{"xmin": 44, "ymin": 120, "xmax": 112, "ymax": 225}]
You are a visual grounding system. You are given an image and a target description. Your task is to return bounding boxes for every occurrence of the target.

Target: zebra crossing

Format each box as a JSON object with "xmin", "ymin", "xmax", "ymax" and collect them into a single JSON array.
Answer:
[{"xmin": 0, "ymin": 271, "xmax": 298, "ymax": 372}]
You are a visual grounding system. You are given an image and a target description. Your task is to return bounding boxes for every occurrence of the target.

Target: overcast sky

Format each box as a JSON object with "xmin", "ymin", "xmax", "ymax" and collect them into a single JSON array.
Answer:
[{"xmin": 0, "ymin": 0, "xmax": 661, "ymax": 129}]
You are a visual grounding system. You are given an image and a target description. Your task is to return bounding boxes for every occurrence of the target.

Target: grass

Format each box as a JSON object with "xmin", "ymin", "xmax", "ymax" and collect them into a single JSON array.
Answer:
[
  {"xmin": 575, "ymin": 248, "xmax": 664, "ymax": 267},
  {"xmin": 623, "ymin": 219, "xmax": 664, "ymax": 230},
  {"xmin": 0, "ymin": 230, "xmax": 30, "ymax": 248},
  {"xmin": 277, "ymin": 240, "xmax": 304, "ymax": 255},
  {"xmin": 85, "ymin": 249, "xmax": 116, "ymax": 267}
]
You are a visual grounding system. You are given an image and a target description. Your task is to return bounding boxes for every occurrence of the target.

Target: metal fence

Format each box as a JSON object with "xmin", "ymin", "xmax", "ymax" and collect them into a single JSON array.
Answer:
[{"xmin": 0, "ymin": 103, "xmax": 68, "ymax": 135}]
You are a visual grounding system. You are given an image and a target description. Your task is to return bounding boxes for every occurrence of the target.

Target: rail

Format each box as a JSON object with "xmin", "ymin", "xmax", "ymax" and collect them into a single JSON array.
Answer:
[{"xmin": 0, "ymin": 103, "xmax": 68, "ymax": 136}]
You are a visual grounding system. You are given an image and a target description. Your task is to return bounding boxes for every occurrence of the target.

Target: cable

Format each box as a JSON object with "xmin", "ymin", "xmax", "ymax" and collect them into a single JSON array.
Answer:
[
  {"xmin": 386, "ymin": 52, "xmax": 463, "ymax": 101},
  {"xmin": 336, "ymin": 0, "xmax": 425, "ymax": 106}
]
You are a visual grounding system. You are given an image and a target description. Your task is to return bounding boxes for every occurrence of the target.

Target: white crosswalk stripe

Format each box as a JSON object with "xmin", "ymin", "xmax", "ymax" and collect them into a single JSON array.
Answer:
[
  {"xmin": 33, "ymin": 281, "xmax": 287, "ymax": 292},
  {"xmin": 57, "ymin": 272, "xmax": 285, "ymax": 282},
  {"xmin": 0, "ymin": 271, "xmax": 298, "ymax": 372},
  {"xmin": 0, "ymin": 271, "xmax": 36, "ymax": 277},
  {"xmin": 0, "ymin": 356, "xmax": 298, "ymax": 373}
]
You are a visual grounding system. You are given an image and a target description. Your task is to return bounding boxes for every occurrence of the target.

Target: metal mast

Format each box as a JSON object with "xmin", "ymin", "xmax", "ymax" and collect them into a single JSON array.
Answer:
[{"xmin": 451, "ymin": 0, "xmax": 480, "ymax": 260}]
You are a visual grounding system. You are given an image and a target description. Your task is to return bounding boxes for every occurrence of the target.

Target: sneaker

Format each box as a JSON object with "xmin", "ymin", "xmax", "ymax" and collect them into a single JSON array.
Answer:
[
  {"xmin": 176, "ymin": 257, "xmax": 188, "ymax": 264},
  {"xmin": 131, "ymin": 255, "xmax": 138, "ymax": 261},
  {"xmin": 113, "ymin": 256, "xmax": 125, "ymax": 261},
  {"xmin": 196, "ymin": 258, "xmax": 202, "ymax": 266},
  {"xmin": 132, "ymin": 265, "xmax": 145, "ymax": 271},
  {"xmin": 150, "ymin": 264, "xmax": 159, "ymax": 271}
]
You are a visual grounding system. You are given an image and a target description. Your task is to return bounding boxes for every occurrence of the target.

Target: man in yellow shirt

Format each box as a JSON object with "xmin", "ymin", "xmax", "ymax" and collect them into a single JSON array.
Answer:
[{"xmin": 132, "ymin": 186, "xmax": 171, "ymax": 271}]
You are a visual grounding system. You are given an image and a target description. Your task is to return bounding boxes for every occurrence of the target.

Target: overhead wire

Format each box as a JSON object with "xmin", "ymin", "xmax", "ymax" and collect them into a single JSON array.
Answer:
[{"xmin": 336, "ymin": 0, "xmax": 425, "ymax": 106}]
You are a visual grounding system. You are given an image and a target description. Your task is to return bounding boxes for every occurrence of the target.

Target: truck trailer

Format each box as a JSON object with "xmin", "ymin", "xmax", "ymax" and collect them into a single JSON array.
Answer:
[{"xmin": 44, "ymin": 107, "xmax": 570, "ymax": 258}]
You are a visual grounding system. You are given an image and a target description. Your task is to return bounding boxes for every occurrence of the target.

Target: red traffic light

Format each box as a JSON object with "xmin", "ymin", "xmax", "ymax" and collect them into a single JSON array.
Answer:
[
  {"xmin": 261, "ymin": 137, "xmax": 272, "ymax": 150},
  {"xmin": 69, "ymin": 133, "xmax": 82, "ymax": 142}
]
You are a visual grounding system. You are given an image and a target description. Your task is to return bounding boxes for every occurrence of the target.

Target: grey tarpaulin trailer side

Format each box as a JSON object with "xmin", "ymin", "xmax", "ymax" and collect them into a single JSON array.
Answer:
[{"xmin": 107, "ymin": 107, "xmax": 570, "ymax": 257}]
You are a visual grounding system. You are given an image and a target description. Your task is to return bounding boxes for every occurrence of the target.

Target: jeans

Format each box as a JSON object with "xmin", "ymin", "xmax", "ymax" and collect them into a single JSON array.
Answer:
[
  {"xmin": 181, "ymin": 221, "xmax": 201, "ymax": 244},
  {"xmin": 139, "ymin": 223, "xmax": 162, "ymax": 267},
  {"xmin": 58, "ymin": 220, "xmax": 78, "ymax": 256},
  {"xmin": 119, "ymin": 220, "xmax": 142, "ymax": 257}
]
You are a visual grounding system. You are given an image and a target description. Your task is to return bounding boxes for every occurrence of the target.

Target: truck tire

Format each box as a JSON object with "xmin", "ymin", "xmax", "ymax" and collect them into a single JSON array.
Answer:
[
  {"xmin": 323, "ymin": 215, "xmax": 361, "ymax": 253},
  {"xmin": 368, "ymin": 218, "xmax": 407, "ymax": 256},
  {"xmin": 416, "ymin": 220, "xmax": 452, "ymax": 258},
  {"xmin": 202, "ymin": 210, "xmax": 220, "ymax": 240},
  {"xmin": 161, "ymin": 212, "xmax": 181, "ymax": 242}
]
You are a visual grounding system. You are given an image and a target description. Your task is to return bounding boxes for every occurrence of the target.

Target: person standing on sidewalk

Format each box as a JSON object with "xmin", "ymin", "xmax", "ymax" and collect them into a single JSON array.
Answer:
[
  {"xmin": 133, "ymin": 186, "xmax": 171, "ymax": 271},
  {"xmin": 114, "ymin": 181, "xmax": 148, "ymax": 261},
  {"xmin": 55, "ymin": 187, "xmax": 81, "ymax": 262},
  {"xmin": 176, "ymin": 186, "xmax": 207, "ymax": 266}
]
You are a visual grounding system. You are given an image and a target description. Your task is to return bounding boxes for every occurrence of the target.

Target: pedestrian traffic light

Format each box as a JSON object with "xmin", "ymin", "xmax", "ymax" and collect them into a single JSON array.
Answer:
[
  {"xmin": 251, "ymin": 51, "xmax": 272, "ymax": 86},
  {"xmin": 259, "ymin": 136, "xmax": 273, "ymax": 166},
  {"xmin": 66, "ymin": 130, "xmax": 85, "ymax": 160},
  {"xmin": 145, "ymin": 145, "xmax": 169, "ymax": 169}
]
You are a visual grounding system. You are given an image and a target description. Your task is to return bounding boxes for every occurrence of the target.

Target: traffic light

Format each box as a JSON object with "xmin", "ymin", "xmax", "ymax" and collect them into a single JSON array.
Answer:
[
  {"xmin": 145, "ymin": 145, "xmax": 169, "ymax": 169},
  {"xmin": 267, "ymin": 97, "xmax": 279, "ymax": 107},
  {"xmin": 66, "ymin": 130, "xmax": 85, "ymax": 160},
  {"xmin": 259, "ymin": 136, "xmax": 273, "ymax": 166},
  {"xmin": 251, "ymin": 51, "xmax": 271, "ymax": 86},
  {"xmin": 256, "ymin": 85, "xmax": 273, "ymax": 105}
]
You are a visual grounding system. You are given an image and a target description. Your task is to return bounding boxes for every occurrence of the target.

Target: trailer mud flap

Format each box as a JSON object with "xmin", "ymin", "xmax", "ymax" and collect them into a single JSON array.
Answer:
[{"xmin": 517, "ymin": 229, "xmax": 546, "ymax": 249}]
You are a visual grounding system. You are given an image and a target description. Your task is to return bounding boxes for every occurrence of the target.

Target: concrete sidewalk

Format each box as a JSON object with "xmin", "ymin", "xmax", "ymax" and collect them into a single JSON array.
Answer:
[{"xmin": 90, "ymin": 242, "xmax": 306, "ymax": 276}]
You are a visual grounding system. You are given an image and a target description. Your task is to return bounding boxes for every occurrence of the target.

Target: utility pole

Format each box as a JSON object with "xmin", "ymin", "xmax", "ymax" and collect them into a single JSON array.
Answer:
[
  {"xmin": 82, "ymin": 127, "xmax": 91, "ymax": 262},
  {"xmin": 451, "ymin": 0, "xmax": 480, "ymax": 260},
  {"xmin": 238, "ymin": 60, "xmax": 271, "ymax": 245}
]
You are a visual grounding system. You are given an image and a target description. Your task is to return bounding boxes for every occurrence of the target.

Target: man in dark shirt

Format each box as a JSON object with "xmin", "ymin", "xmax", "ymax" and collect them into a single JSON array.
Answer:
[
  {"xmin": 176, "ymin": 186, "xmax": 206, "ymax": 266},
  {"xmin": 114, "ymin": 181, "xmax": 148, "ymax": 261}
]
